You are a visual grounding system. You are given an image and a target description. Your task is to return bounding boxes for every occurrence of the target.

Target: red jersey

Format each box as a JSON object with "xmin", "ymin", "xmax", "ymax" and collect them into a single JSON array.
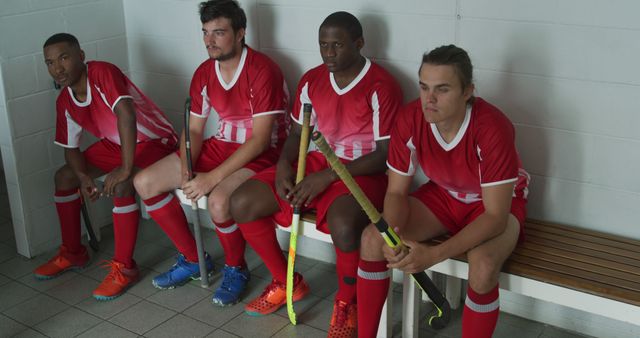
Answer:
[
  {"xmin": 54, "ymin": 61, "xmax": 178, "ymax": 148},
  {"xmin": 189, "ymin": 47, "xmax": 288, "ymax": 148},
  {"xmin": 292, "ymin": 59, "xmax": 403, "ymax": 160},
  {"xmin": 388, "ymin": 98, "xmax": 530, "ymax": 204}
]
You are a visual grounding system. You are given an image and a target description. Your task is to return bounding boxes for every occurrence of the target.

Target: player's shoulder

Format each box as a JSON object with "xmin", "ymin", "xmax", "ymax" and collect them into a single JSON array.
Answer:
[
  {"xmin": 472, "ymin": 97, "xmax": 511, "ymax": 125},
  {"xmin": 366, "ymin": 61, "xmax": 401, "ymax": 90},
  {"xmin": 194, "ymin": 58, "xmax": 215, "ymax": 75},
  {"xmin": 87, "ymin": 60, "xmax": 122, "ymax": 76}
]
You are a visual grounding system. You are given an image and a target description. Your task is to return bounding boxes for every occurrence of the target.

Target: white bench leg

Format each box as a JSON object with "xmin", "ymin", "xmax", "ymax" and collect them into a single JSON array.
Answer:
[
  {"xmin": 376, "ymin": 280, "xmax": 393, "ymax": 338},
  {"xmin": 446, "ymin": 276, "xmax": 462, "ymax": 310},
  {"xmin": 402, "ymin": 273, "xmax": 420, "ymax": 338}
]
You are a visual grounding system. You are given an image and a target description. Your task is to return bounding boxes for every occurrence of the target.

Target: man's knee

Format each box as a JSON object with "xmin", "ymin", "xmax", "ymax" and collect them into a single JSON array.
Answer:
[
  {"xmin": 133, "ymin": 171, "xmax": 153, "ymax": 197},
  {"xmin": 208, "ymin": 190, "xmax": 229, "ymax": 219},
  {"xmin": 229, "ymin": 181, "xmax": 257, "ymax": 223},
  {"xmin": 329, "ymin": 214, "xmax": 364, "ymax": 252},
  {"xmin": 360, "ymin": 224, "xmax": 384, "ymax": 256},
  {"xmin": 113, "ymin": 179, "xmax": 135, "ymax": 197},
  {"xmin": 54, "ymin": 165, "xmax": 78, "ymax": 188},
  {"xmin": 467, "ymin": 249, "xmax": 502, "ymax": 292}
]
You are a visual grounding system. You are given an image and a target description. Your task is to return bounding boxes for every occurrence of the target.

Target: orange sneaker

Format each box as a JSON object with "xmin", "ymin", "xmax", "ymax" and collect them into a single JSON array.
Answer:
[
  {"xmin": 93, "ymin": 260, "xmax": 139, "ymax": 301},
  {"xmin": 34, "ymin": 245, "xmax": 89, "ymax": 280},
  {"xmin": 245, "ymin": 272, "xmax": 309, "ymax": 316},
  {"xmin": 327, "ymin": 299, "xmax": 357, "ymax": 338}
]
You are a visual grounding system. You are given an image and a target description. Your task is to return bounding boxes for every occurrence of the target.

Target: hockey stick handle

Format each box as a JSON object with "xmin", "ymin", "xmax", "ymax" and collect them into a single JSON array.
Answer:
[
  {"xmin": 293, "ymin": 104, "xmax": 313, "ymax": 211},
  {"xmin": 311, "ymin": 131, "xmax": 450, "ymax": 329}
]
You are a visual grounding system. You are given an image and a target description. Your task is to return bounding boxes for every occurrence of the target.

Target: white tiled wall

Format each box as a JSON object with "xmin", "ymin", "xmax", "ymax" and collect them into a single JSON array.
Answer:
[{"xmin": 0, "ymin": 0, "xmax": 128, "ymax": 257}]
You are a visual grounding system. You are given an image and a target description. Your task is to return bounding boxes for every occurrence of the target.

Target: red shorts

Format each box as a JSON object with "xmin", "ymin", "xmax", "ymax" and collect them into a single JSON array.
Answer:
[
  {"xmin": 251, "ymin": 151, "xmax": 387, "ymax": 234},
  {"xmin": 178, "ymin": 138, "xmax": 279, "ymax": 173},
  {"xmin": 84, "ymin": 139, "xmax": 175, "ymax": 172},
  {"xmin": 410, "ymin": 181, "xmax": 527, "ymax": 242}
]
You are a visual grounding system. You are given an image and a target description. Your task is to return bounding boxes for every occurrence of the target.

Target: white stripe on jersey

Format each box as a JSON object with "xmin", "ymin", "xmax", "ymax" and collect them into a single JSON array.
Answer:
[
  {"xmin": 372, "ymin": 91, "xmax": 381, "ymax": 140},
  {"xmin": 200, "ymin": 85, "xmax": 211, "ymax": 118},
  {"xmin": 407, "ymin": 137, "xmax": 417, "ymax": 176},
  {"xmin": 110, "ymin": 95, "xmax": 133, "ymax": 111},
  {"xmin": 335, "ymin": 143, "xmax": 346, "ymax": 159},
  {"xmin": 137, "ymin": 123, "xmax": 161, "ymax": 140},
  {"xmin": 294, "ymin": 82, "xmax": 312, "ymax": 125},
  {"xmin": 236, "ymin": 126, "xmax": 247, "ymax": 143},
  {"xmin": 65, "ymin": 110, "xmax": 83, "ymax": 148},
  {"xmin": 352, "ymin": 140, "xmax": 362, "ymax": 159}
]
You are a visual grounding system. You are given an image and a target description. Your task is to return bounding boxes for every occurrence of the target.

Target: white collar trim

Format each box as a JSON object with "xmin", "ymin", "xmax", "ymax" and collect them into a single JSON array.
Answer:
[
  {"xmin": 431, "ymin": 103, "xmax": 472, "ymax": 151},
  {"xmin": 329, "ymin": 58, "xmax": 371, "ymax": 95},
  {"xmin": 68, "ymin": 65, "xmax": 91, "ymax": 107},
  {"xmin": 215, "ymin": 47, "xmax": 247, "ymax": 90}
]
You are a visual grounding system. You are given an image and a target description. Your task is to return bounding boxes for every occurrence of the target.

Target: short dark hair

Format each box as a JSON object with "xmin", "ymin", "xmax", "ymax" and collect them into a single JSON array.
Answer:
[
  {"xmin": 199, "ymin": 0, "xmax": 246, "ymax": 31},
  {"xmin": 421, "ymin": 45, "xmax": 473, "ymax": 89},
  {"xmin": 320, "ymin": 11, "xmax": 363, "ymax": 41},
  {"xmin": 43, "ymin": 33, "xmax": 80, "ymax": 49}
]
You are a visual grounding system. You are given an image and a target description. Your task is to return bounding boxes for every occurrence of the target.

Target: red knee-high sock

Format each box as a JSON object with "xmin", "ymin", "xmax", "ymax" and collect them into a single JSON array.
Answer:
[
  {"xmin": 357, "ymin": 259, "xmax": 390, "ymax": 338},
  {"xmin": 238, "ymin": 218, "xmax": 286, "ymax": 282},
  {"xmin": 112, "ymin": 196, "xmax": 140, "ymax": 268},
  {"xmin": 335, "ymin": 248, "xmax": 359, "ymax": 303},
  {"xmin": 462, "ymin": 284, "xmax": 500, "ymax": 338},
  {"xmin": 143, "ymin": 193, "xmax": 198, "ymax": 262},
  {"xmin": 54, "ymin": 188, "xmax": 83, "ymax": 253},
  {"xmin": 214, "ymin": 219, "xmax": 246, "ymax": 268}
]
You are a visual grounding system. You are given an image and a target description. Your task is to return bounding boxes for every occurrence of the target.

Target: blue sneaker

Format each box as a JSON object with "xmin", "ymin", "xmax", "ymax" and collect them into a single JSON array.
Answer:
[
  {"xmin": 152, "ymin": 253, "xmax": 214, "ymax": 290},
  {"xmin": 211, "ymin": 265, "xmax": 250, "ymax": 306}
]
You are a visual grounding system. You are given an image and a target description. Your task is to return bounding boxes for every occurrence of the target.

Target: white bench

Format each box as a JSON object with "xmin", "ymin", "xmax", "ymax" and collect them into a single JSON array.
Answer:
[{"xmin": 174, "ymin": 189, "xmax": 395, "ymax": 337}]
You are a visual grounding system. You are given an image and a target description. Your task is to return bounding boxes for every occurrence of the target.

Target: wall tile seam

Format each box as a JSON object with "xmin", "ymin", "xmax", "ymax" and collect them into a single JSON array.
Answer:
[
  {"xmin": 473, "ymin": 67, "xmax": 640, "ymax": 88},
  {"xmin": 126, "ymin": 33, "xmax": 201, "ymax": 42},
  {"xmin": 256, "ymin": 2, "xmax": 457, "ymax": 19},
  {"xmin": 513, "ymin": 122, "xmax": 640, "ymax": 144},
  {"xmin": 17, "ymin": 165, "xmax": 58, "ymax": 179},
  {"xmin": 4, "ymin": 89, "xmax": 56, "ymax": 104},
  {"xmin": 528, "ymin": 172, "xmax": 640, "ymax": 196},
  {"xmin": 128, "ymin": 70, "xmax": 192, "ymax": 80},
  {"xmin": 459, "ymin": 16, "xmax": 640, "ymax": 33},
  {"xmin": 0, "ymin": 0, "xmax": 113, "ymax": 20},
  {"xmin": 12, "ymin": 129, "xmax": 56, "ymax": 143},
  {"xmin": 1, "ymin": 36, "xmax": 128, "ymax": 60}
]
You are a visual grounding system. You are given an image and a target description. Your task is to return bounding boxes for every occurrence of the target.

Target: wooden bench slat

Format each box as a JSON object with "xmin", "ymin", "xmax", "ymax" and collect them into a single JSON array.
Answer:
[
  {"xmin": 506, "ymin": 253, "xmax": 640, "ymax": 294},
  {"xmin": 524, "ymin": 235, "xmax": 640, "ymax": 269},
  {"xmin": 526, "ymin": 221, "xmax": 640, "ymax": 252},
  {"xmin": 502, "ymin": 259, "xmax": 640, "ymax": 306},
  {"xmin": 513, "ymin": 246, "xmax": 640, "ymax": 284},
  {"xmin": 526, "ymin": 228, "xmax": 640, "ymax": 260},
  {"xmin": 519, "ymin": 241, "xmax": 640, "ymax": 277},
  {"xmin": 526, "ymin": 220, "xmax": 640, "ymax": 248}
]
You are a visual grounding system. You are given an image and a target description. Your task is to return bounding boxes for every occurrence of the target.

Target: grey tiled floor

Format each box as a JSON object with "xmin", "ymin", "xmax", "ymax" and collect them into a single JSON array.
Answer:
[{"xmin": 0, "ymin": 169, "xmax": 591, "ymax": 337}]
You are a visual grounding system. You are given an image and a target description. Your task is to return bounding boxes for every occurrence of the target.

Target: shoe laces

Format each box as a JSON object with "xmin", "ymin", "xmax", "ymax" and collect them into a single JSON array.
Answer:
[
  {"xmin": 260, "ymin": 279, "xmax": 284, "ymax": 298},
  {"xmin": 101, "ymin": 260, "xmax": 126, "ymax": 284},
  {"xmin": 220, "ymin": 267, "xmax": 246, "ymax": 291},
  {"xmin": 332, "ymin": 300, "xmax": 350, "ymax": 327}
]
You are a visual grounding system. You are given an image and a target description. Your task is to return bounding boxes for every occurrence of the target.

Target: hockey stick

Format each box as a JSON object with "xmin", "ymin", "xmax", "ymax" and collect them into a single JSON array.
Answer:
[
  {"xmin": 286, "ymin": 103, "xmax": 313, "ymax": 325},
  {"xmin": 184, "ymin": 97, "xmax": 210, "ymax": 288},
  {"xmin": 311, "ymin": 131, "xmax": 451, "ymax": 329},
  {"xmin": 80, "ymin": 197, "xmax": 100, "ymax": 252}
]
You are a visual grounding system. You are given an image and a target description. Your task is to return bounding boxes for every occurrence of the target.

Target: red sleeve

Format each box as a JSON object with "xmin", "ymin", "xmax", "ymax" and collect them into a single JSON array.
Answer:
[
  {"xmin": 250, "ymin": 58, "xmax": 287, "ymax": 117},
  {"xmin": 477, "ymin": 112, "xmax": 519, "ymax": 187},
  {"xmin": 54, "ymin": 97, "xmax": 82, "ymax": 148},
  {"xmin": 371, "ymin": 77, "xmax": 402, "ymax": 141},
  {"xmin": 387, "ymin": 102, "xmax": 419, "ymax": 176},
  {"xmin": 91, "ymin": 62, "xmax": 131, "ymax": 110},
  {"xmin": 189, "ymin": 61, "xmax": 211, "ymax": 118}
]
